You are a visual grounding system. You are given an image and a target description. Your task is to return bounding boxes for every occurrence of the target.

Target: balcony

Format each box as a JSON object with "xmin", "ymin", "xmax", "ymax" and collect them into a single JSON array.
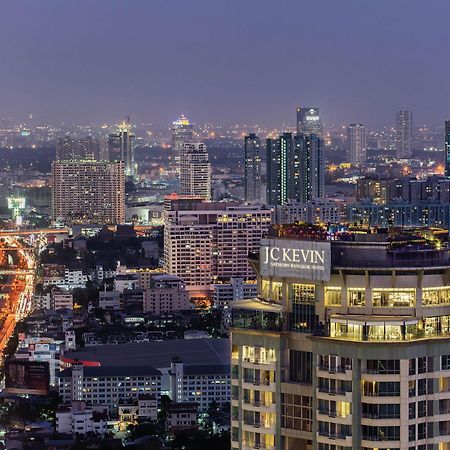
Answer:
[
  {"xmin": 318, "ymin": 386, "xmax": 351, "ymax": 396},
  {"xmin": 318, "ymin": 364, "xmax": 348, "ymax": 374},
  {"xmin": 242, "ymin": 441, "xmax": 275, "ymax": 450}
]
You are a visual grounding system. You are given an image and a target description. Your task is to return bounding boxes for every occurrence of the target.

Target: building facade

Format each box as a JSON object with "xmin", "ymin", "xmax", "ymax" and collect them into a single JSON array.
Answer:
[
  {"xmin": 231, "ymin": 224, "xmax": 450, "ymax": 450},
  {"xmin": 347, "ymin": 124, "xmax": 367, "ymax": 164},
  {"xmin": 179, "ymin": 142, "xmax": 211, "ymax": 200},
  {"xmin": 296, "ymin": 107, "xmax": 323, "ymax": 136},
  {"xmin": 244, "ymin": 134, "xmax": 262, "ymax": 203},
  {"xmin": 51, "ymin": 160, "xmax": 125, "ymax": 224},
  {"xmin": 445, "ymin": 120, "xmax": 450, "ymax": 178},
  {"xmin": 267, "ymin": 134, "xmax": 324, "ymax": 206},
  {"xmin": 395, "ymin": 110, "xmax": 413, "ymax": 159},
  {"xmin": 108, "ymin": 118, "xmax": 136, "ymax": 178},
  {"xmin": 163, "ymin": 197, "xmax": 272, "ymax": 295},
  {"xmin": 56, "ymin": 136, "xmax": 103, "ymax": 161},
  {"xmin": 172, "ymin": 115, "xmax": 194, "ymax": 163}
]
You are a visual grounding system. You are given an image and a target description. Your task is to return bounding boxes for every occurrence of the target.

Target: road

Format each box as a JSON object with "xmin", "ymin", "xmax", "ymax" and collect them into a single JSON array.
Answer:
[{"xmin": 0, "ymin": 237, "xmax": 35, "ymax": 356}]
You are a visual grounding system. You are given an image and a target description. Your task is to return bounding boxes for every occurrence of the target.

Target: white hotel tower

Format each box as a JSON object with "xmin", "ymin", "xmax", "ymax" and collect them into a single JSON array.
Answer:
[{"xmin": 231, "ymin": 223, "xmax": 450, "ymax": 450}]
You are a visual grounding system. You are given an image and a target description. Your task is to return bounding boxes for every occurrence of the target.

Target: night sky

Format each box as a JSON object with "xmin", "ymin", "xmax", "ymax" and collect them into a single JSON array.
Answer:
[{"xmin": 1, "ymin": 0, "xmax": 450, "ymax": 127}]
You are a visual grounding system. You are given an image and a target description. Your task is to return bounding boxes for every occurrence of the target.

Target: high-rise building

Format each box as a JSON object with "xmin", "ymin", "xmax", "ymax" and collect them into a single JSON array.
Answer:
[
  {"xmin": 395, "ymin": 109, "xmax": 413, "ymax": 158},
  {"xmin": 179, "ymin": 142, "xmax": 211, "ymax": 200},
  {"xmin": 445, "ymin": 120, "xmax": 450, "ymax": 177},
  {"xmin": 172, "ymin": 115, "xmax": 194, "ymax": 162},
  {"xmin": 266, "ymin": 133, "xmax": 324, "ymax": 206},
  {"xmin": 52, "ymin": 161, "xmax": 125, "ymax": 224},
  {"xmin": 347, "ymin": 123, "xmax": 367, "ymax": 164},
  {"xmin": 296, "ymin": 106, "xmax": 323, "ymax": 136},
  {"xmin": 231, "ymin": 224, "xmax": 450, "ymax": 450},
  {"xmin": 244, "ymin": 134, "xmax": 262, "ymax": 203},
  {"xmin": 56, "ymin": 136, "xmax": 102, "ymax": 161},
  {"xmin": 108, "ymin": 118, "xmax": 136, "ymax": 178},
  {"xmin": 163, "ymin": 196, "xmax": 272, "ymax": 296}
]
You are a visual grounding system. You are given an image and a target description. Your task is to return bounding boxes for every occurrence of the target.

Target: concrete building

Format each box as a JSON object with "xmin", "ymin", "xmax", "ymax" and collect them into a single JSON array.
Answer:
[
  {"xmin": 347, "ymin": 124, "xmax": 366, "ymax": 164},
  {"xmin": 275, "ymin": 199, "xmax": 344, "ymax": 225},
  {"xmin": 51, "ymin": 289, "xmax": 73, "ymax": 310},
  {"xmin": 163, "ymin": 197, "xmax": 272, "ymax": 295},
  {"xmin": 56, "ymin": 401, "xmax": 108, "ymax": 436},
  {"xmin": 144, "ymin": 274, "xmax": 191, "ymax": 314},
  {"xmin": 231, "ymin": 224, "xmax": 450, "ymax": 449},
  {"xmin": 244, "ymin": 134, "xmax": 262, "ymax": 203},
  {"xmin": 108, "ymin": 118, "xmax": 136, "ymax": 178},
  {"xmin": 56, "ymin": 136, "xmax": 102, "ymax": 161},
  {"xmin": 167, "ymin": 402, "xmax": 198, "ymax": 433},
  {"xmin": 58, "ymin": 364, "xmax": 161, "ymax": 411},
  {"xmin": 118, "ymin": 395, "xmax": 158, "ymax": 425},
  {"xmin": 267, "ymin": 133, "xmax": 324, "ymax": 206},
  {"xmin": 296, "ymin": 107, "xmax": 323, "ymax": 136},
  {"xmin": 211, "ymin": 278, "xmax": 258, "ymax": 309},
  {"xmin": 179, "ymin": 142, "xmax": 211, "ymax": 200},
  {"xmin": 51, "ymin": 160, "xmax": 125, "ymax": 224},
  {"xmin": 172, "ymin": 115, "xmax": 194, "ymax": 163},
  {"xmin": 395, "ymin": 109, "xmax": 413, "ymax": 159},
  {"xmin": 60, "ymin": 338, "xmax": 230, "ymax": 412}
]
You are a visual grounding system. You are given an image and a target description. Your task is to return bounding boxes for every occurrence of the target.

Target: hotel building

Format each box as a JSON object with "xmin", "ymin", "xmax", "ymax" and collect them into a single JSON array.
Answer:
[{"xmin": 231, "ymin": 224, "xmax": 450, "ymax": 450}]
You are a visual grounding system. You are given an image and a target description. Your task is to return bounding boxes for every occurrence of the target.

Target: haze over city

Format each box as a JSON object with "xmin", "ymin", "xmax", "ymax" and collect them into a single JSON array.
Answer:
[{"xmin": 2, "ymin": 0, "xmax": 450, "ymax": 127}]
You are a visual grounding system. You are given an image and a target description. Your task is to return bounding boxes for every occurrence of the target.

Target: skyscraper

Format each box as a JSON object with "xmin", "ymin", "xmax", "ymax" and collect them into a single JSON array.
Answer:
[
  {"xmin": 172, "ymin": 115, "xmax": 194, "ymax": 162},
  {"xmin": 395, "ymin": 109, "xmax": 413, "ymax": 158},
  {"xmin": 51, "ymin": 160, "xmax": 125, "ymax": 224},
  {"xmin": 108, "ymin": 118, "xmax": 136, "ymax": 178},
  {"xmin": 163, "ymin": 197, "xmax": 272, "ymax": 296},
  {"xmin": 179, "ymin": 142, "xmax": 211, "ymax": 200},
  {"xmin": 445, "ymin": 120, "xmax": 450, "ymax": 177},
  {"xmin": 231, "ymin": 225, "xmax": 450, "ymax": 450},
  {"xmin": 296, "ymin": 106, "xmax": 323, "ymax": 136},
  {"xmin": 56, "ymin": 136, "xmax": 102, "ymax": 161},
  {"xmin": 244, "ymin": 134, "xmax": 262, "ymax": 203},
  {"xmin": 347, "ymin": 123, "xmax": 367, "ymax": 164},
  {"xmin": 266, "ymin": 133, "xmax": 324, "ymax": 206}
]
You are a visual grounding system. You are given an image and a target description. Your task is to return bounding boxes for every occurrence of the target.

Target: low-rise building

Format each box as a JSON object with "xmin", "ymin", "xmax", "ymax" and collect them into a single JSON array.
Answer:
[
  {"xmin": 144, "ymin": 274, "xmax": 191, "ymax": 314},
  {"xmin": 98, "ymin": 291, "xmax": 121, "ymax": 311},
  {"xmin": 166, "ymin": 402, "xmax": 198, "ymax": 433},
  {"xmin": 211, "ymin": 277, "xmax": 257, "ymax": 309},
  {"xmin": 118, "ymin": 395, "xmax": 158, "ymax": 425},
  {"xmin": 56, "ymin": 401, "xmax": 108, "ymax": 435}
]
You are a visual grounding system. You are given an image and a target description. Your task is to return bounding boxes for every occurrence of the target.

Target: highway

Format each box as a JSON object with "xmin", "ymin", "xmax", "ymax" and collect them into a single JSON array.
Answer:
[{"xmin": 0, "ymin": 237, "xmax": 35, "ymax": 356}]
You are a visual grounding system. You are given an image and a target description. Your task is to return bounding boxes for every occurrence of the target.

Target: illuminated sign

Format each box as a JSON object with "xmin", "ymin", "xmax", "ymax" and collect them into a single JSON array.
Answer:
[
  {"xmin": 306, "ymin": 116, "xmax": 320, "ymax": 121},
  {"xmin": 260, "ymin": 238, "xmax": 331, "ymax": 280}
]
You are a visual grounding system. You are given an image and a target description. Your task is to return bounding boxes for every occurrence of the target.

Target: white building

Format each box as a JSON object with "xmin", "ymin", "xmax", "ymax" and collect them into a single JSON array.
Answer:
[
  {"xmin": 164, "ymin": 197, "xmax": 272, "ymax": 296},
  {"xmin": 275, "ymin": 198, "xmax": 344, "ymax": 225},
  {"xmin": 52, "ymin": 289, "xmax": 73, "ymax": 310},
  {"xmin": 179, "ymin": 142, "xmax": 211, "ymax": 200},
  {"xmin": 347, "ymin": 123, "xmax": 367, "ymax": 164},
  {"xmin": 118, "ymin": 395, "xmax": 158, "ymax": 424},
  {"xmin": 167, "ymin": 402, "xmax": 198, "ymax": 433},
  {"xmin": 98, "ymin": 291, "xmax": 121, "ymax": 311},
  {"xmin": 56, "ymin": 401, "xmax": 108, "ymax": 435},
  {"xmin": 144, "ymin": 274, "xmax": 191, "ymax": 314},
  {"xmin": 211, "ymin": 277, "xmax": 257, "ymax": 309}
]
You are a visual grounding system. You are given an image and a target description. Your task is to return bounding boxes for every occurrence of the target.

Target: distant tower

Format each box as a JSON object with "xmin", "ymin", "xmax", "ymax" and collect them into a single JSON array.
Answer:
[
  {"xmin": 172, "ymin": 115, "xmax": 194, "ymax": 163},
  {"xmin": 244, "ymin": 134, "xmax": 262, "ymax": 203},
  {"xmin": 108, "ymin": 117, "xmax": 136, "ymax": 178},
  {"xmin": 296, "ymin": 106, "xmax": 323, "ymax": 136},
  {"xmin": 179, "ymin": 142, "xmax": 211, "ymax": 200},
  {"xmin": 347, "ymin": 124, "xmax": 367, "ymax": 164},
  {"xmin": 445, "ymin": 120, "xmax": 450, "ymax": 177},
  {"xmin": 395, "ymin": 110, "xmax": 413, "ymax": 158}
]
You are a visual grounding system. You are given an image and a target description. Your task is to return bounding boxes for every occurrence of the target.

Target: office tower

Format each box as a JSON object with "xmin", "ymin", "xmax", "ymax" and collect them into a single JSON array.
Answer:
[
  {"xmin": 163, "ymin": 197, "xmax": 272, "ymax": 296},
  {"xmin": 231, "ymin": 224, "xmax": 450, "ymax": 449},
  {"xmin": 266, "ymin": 133, "xmax": 324, "ymax": 206},
  {"xmin": 108, "ymin": 118, "xmax": 136, "ymax": 178},
  {"xmin": 347, "ymin": 123, "xmax": 367, "ymax": 164},
  {"xmin": 395, "ymin": 109, "xmax": 413, "ymax": 158},
  {"xmin": 179, "ymin": 142, "xmax": 211, "ymax": 200},
  {"xmin": 51, "ymin": 161, "xmax": 125, "ymax": 224},
  {"xmin": 296, "ymin": 106, "xmax": 323, "ymax": 136},
  {"xmin": 56, "ymin": 136, "xmax": 101, "ymax": 161},
  {"xmin": 244, "ymin": 134, "xmax": 262, "ymax": 203},
  {"xmin": 172, "ymin": 115, "xmax": 194, "ymax": 162},
  {"xmin": 445, "ymin": 120, "xmax": 450, "ymax": 177}
]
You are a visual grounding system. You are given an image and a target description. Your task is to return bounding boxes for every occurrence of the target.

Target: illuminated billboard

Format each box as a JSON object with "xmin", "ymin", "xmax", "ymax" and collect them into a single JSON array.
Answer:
[
  {"xmin": 260, "ymin": 238, "xmax": 331, "ymax": 281},
  {"xmin": 4, "ymin": 360, "xmax": 50, "ymax": 395}
]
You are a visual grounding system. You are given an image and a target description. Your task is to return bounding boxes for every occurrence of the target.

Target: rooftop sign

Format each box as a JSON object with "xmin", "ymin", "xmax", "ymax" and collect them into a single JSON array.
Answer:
[{"xmin": 260, "ymin": 238, "xmax": 331, "ymax": 281}]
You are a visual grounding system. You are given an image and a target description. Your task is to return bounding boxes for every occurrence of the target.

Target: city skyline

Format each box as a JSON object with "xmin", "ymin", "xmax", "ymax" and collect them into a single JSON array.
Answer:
[{"xmin": 2, "ymin": 1, "xmax": 450, "ymax": 127}]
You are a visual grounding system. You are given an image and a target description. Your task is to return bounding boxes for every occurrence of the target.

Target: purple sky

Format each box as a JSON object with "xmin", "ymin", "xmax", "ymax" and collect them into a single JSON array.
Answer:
[{"xmin": 1, "ymin": 0, "xmax": 450, "ymax": 128}]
